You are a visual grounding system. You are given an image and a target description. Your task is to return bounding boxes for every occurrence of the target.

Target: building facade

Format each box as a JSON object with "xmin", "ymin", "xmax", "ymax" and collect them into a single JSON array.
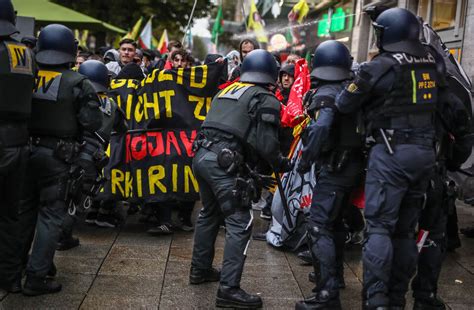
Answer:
[{"xmin": 350, "ymin": 0, "xmax": 474, "ymax": 82}]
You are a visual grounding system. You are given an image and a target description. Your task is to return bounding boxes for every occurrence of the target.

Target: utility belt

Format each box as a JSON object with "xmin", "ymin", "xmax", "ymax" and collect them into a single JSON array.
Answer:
[
  {"xmin": 374, "ymin": 130, "xmax": 434, "ymax": 149},
  {"xmin": 0, "ymin": 121, "xmax": 29, "ymax": 147},
  {"xmin": 321, "ymin": 147, "xmax": 363, "ymax": 173},
  {"xmin": 30, "ymin": 136, "xmax": 83, "ymax": 164},
  {"xmin": 194, "ymin": 138, "xmax": 244, "ymax": 175}
]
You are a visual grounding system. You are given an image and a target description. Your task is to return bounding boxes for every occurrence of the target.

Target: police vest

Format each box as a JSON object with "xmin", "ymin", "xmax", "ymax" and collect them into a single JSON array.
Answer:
[
  {"xmin": 311, "ymin": 83, "xmax": 364, "ymax": 151},
  {"xmin": 203, "ymin": 82, "xmax": 279, "ymax": 150},
  {"xmin": 367, "ymin": 52, "xmax": 439, "ymax": 130},
  {"xmin": 96, "ymin": 94, "xmax": 118, "ymax": 144},
  {"xmin": 30, "ymin": 68, "xmax": 86, "ymax": 138},
  {"xmin": 0, "ymin": 40, "xmax": 35, "ymax": 120}
]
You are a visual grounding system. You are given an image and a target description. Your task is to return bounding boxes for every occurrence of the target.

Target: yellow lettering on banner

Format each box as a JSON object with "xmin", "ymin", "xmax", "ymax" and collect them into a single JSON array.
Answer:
[
  {"xmin": 128, "ymin": 80, "xmax": 138, "ymax": 89},
  {"xmin": 110, "ymin": 79, "xmax": 126, "ymax": 89},
  {"xmin": 172, "ymin": 164, "xmax": 178, "ymax": 192},
  {"xmin": 184, "ymin": 165, "xmax": 199, "ymax": 193},
  {"xmin": 177, "ymin": 68, "xmax": 184, "ymax": 85},
  {"xmin": 125, "ymin": 94, "xmax": 134, "ymax": 120},
  {"xmin": 125, "ymin": 171, "xmax": 133, "ymax": 197},
  {"xmin": 135, "ymin": 96, "xmax": 144, "ymax": 123},
  {"xmin": 190, "ymin": 65, "xmax": 207, "ymax": 88},
  {"xmin": 136, "ymin": 169, "xmax": 143, "ymax": 197},
  {"xmin": 159, "ymin": 90, "xmax": 175, "ymax": 118},
  {"xmin": 111, "ymin": 169, "xmax": 125, "ymax": 197},
  {"xmin": 158, "ymin": 70, "xmax": 173, "ymax": 82},
  {"xmin": 145, "ymin": 69, "xmax": 158, "ymax": 84},
  {"xmin": 142, "ymin": 92, "xmax": 159, "ymax": 120},
  {"xmin": 189, "ymin": 95, "xmax": 206, "ymax": 121},
  {"xmin": 149, "ymin": 165, "xmax": 167, "ymax": 194}
]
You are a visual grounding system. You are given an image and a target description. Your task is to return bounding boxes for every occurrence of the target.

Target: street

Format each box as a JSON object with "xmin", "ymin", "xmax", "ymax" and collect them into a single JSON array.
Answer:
[{"xmin": 2, "ymin": 203, "xmax": 474, "ymax": 310}]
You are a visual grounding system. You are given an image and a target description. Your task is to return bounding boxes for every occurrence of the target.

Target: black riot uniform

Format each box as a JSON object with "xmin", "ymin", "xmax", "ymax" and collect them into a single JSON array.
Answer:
[
  {"xmin": 17, "ymin": 24, "xmax": 103, "ymax": 296},
  {"xmin": 411, "ymin": 22, "xmax": 473, "ymax": 310},
  {"xmin": 336, "ymin": 8, "xmax": 441, "ymax": 309},
  {"xmin": 295, "ymin": 40, "xmax": 364, "ymax": 310},
  {"xmin": 0, "ymin": 0, "xmax": 36, "ymax": 293},
  {"xmin": 190, "ymin": 49, "xmax": 289, "ymax": 309},
  {"xmin": 58, "ymin": 59, "xmax": 128, "ymax": 250}
]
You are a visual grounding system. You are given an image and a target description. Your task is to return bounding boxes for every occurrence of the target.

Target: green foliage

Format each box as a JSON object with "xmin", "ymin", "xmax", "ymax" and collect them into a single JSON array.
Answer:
[{"xmin": 52, "ymin": 0, "xmax": 212, "ymax": 39}]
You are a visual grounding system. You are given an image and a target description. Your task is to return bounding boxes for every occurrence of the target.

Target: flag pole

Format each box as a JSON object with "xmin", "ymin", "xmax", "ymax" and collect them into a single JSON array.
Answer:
[
  {"xmin": 182, "ymin": 0, "xmax": 198, "ymax": 45},
  {"xmin": 241, "ymin": 0, "xmax": 248, "ymax": 31}
]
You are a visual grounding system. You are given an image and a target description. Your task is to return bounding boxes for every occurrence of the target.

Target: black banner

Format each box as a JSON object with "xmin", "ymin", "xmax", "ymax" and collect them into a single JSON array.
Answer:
[{"xmin": 104, "ymin": 62, "xmax": 225, "ymax": 202}]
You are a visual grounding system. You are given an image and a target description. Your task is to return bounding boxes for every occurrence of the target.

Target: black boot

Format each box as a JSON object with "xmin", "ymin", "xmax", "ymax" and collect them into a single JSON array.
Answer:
[
  {"xmin": 57, "ymin": 235, "xmax": 80, "ymax": 251},
  {"xmin": 189, "ymin": 267, "xmax": 220, "ymax": 285},
  {"xmin": 47, "ymin": 262, "xmax": 57, "ymax": 278},
  {"xmin": 295, "ymin": 290, "xmax": 341, "ymax": 310},
  {"xmin": 297, "ymin": 250, "xmax": 313, "ymax": 264},
  {"xmin": 216, "ymin": 285, "xmax": 262, "ymax": 308},
  {"xmin": 414, "ymin": 293, "xmax": 446, "ymax": 310},
  {"xmin": 23, "ymin": 275, "xmax": 62, "ymax": 296},
  {"xmin": 308, "ymin": 272, "xmax": 345, "ymax": 289},
  {"xmin": 0, "ymin": 276, "xmax": 22, "ymax": 294}
]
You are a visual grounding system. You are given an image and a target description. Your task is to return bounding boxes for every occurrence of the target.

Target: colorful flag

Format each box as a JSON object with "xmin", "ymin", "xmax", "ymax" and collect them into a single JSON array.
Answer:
[
  {"xmin": 211, "ymin": 5, "xmax": 224, "ymax": 45},
  {"xmin": 288, "ymin": 0, "xmax": 309, "ymax": 23},
  {"xmin": 122, "ymin": 17, "xmax": 143, "ymax": 41},
  {"xmin": 248, "ymin": 0, "xmax": 268, "ymax": 44},
  {"xmin": 138, "ymin": 18, "xmax": 153, "ymax": 49},
  {"xmin": 157, "ymin": 29, "xmax": 169, "ymax": 55}
]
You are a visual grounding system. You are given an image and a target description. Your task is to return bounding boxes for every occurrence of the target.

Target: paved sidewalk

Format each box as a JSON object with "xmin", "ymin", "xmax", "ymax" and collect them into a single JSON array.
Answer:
[{"xmin": 1, "ymin": 204, "xmax": 474, "ymax": 309}]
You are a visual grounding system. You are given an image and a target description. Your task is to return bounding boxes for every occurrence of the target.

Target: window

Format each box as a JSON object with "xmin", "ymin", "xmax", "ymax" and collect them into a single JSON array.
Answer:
[{"xmin": 418, "ymin": 0, "xmax": 460, "ymax": 31}]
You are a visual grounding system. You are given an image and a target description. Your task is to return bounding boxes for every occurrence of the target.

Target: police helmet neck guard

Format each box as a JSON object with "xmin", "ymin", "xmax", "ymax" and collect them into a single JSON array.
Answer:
[
  {"xmin": 0, "ymin": 0, "xmax": 18, "ymax": 37},
  {"xmin": 310, "ymin": 40, "xmax": 352, "ymax": 81},
  {"xmin": 373, "ymin": 8, "xmax": 426, "ymax": 57},
  {"xmin": 240, "ymin": 49, "xmax": 279, "ymax": 86},
  {"xmin": 36, "ymin": 24, "xmax": 77, "ymax": 66},
  {"xmin": 78, "ymin": 60, "xmax": 110, "ymax": 93}
]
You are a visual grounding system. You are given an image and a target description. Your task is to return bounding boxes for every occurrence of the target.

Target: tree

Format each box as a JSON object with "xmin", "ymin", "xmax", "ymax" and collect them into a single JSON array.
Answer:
[{"xmin": 52, "ymin": 0, "xmax": 212, "ymax": 40}]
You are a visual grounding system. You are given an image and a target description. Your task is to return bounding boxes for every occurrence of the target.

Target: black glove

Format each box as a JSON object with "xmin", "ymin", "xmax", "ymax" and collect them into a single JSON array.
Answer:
[
  {"xmin": 275, "ymin": 157, "xmax": 293, "ymax": 173},
  {"xmin": 296, "ymin": 160, "xmax": 311, "ymax": 175}
]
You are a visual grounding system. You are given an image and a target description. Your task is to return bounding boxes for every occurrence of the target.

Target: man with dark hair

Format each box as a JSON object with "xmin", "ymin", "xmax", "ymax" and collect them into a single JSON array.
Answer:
[
  {"xmin": 171, "ymin": 49, "xmax": 188, "ymax": 69},
  {"xmin": 168, "ymin": 40, "xmax": 183, "ymax": 53},
  {"xmin": 106, "ymin": 38, "xmax": 137, "ymax": 75},
  {"xmin": 229, "ymin": 39, "xmax": 259, "ymax": 81}
]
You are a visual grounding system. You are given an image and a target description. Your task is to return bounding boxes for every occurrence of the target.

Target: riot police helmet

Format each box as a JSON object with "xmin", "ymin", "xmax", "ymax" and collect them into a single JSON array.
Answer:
[
  {"xmin": 311, "ymin": 40, "xmax": 352, "ymax": 81},
  {"xmin": 240, "ymin": 49, "xmax": 278, "ymax": 86},
  {"xmin": 36, "ymin": 24, "xmax": 77, "ymax": 66},
  {"xmin": 373, "ymin": 8, "xmax": 425, "ymax": 57},
  {"xmin": 0, "ymin": 0, "xmax": 18, "ymax": 37},
  {"xmin": 78, "ymin": 60, "xmax": 109, "ymax": 93}
]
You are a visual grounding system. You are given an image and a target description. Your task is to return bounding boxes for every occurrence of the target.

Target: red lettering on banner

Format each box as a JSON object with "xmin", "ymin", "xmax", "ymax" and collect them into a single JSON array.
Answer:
[
  {"xmin": 165, "ymin": 131, "xmax": 182, "ymax": 156},
  {"xmin": 148, "ymin": 132, "xmax": 165, "ymax": 156},
  {"xmin": 180, "ymin": 130, "xmax": 197, "ymax": 157},
  {"xmin": 131, "ymin": 134, "xmax": 147, "ymax": 161}
]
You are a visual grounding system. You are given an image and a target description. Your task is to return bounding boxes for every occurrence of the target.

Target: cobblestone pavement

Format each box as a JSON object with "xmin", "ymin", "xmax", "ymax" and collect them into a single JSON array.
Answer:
[{"xmin": 1, "ymin": 204, "xmax": 474, "ymax": 309}]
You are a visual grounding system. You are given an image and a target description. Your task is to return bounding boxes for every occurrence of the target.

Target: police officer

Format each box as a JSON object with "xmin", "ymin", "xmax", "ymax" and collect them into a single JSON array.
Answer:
[
  {"xmin": 411, "ymin": 22, "xmax": 473, "ymax": 310},
  {"xmin": 18, "ymin": 24, "xmax": 103, "ymax": 296},
  {"xmin": 336, "ymin": 8, "xmax": 441, "ymax": 309},
  {"xmin": 190, "ymin": 49, "xmax": 290, "ymax": 309},
  {"xmin": 0, "ymin": 0, "xmax": 36, "ymax": 293},
  {"xmin": 295, "ymin": 41, "xmax": 364, "ymax": 310},
  {"xmin": 57, "ymin": 59, "xmax": 128, "ymax": 249}
]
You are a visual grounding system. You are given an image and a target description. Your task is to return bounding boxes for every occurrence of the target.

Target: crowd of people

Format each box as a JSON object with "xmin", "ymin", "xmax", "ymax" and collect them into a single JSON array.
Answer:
[{"xmin": 1, "ymin": 0, "xmax": 474, "ymax": 309}]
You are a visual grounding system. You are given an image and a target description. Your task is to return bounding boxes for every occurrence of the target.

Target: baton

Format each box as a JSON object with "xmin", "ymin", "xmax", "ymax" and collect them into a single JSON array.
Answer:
[
  {"xmin": 379, "ymin": 129, "xmax": 394, "ymax": 155},
  {"xmin": 275, "ymin": 175, "xmax": 294, "ymax": 229}
]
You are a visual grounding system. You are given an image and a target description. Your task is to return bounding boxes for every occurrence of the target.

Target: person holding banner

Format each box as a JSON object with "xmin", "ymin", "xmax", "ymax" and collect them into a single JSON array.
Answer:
[
  {"xmin": 190, "ymin": 49, "xmax": 291, "ymax": 309},
  {"xmin": 295, "ymin": 41, "xmax": 365, "ymax": 310},
  {"xmin": 18, "ymin": 24, "xmax": 103, "ymax": 296},
  {"xmin": 0, "ymin": 0, "xmax": 36, "ymax": 293}
]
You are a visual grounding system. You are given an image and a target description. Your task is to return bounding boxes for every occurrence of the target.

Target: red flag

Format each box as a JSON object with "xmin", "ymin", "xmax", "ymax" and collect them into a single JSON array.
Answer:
[{"xmin": 281, "ymin": 58, "xmax": 310, "ymax": 127}]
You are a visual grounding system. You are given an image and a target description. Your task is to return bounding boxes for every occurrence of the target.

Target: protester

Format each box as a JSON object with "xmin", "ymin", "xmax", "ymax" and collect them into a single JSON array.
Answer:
[
  {"xmin": 170, "ymin": 49, "xmax": 188, "ymax": 69},
  {"xmin": 106, "ymin": 38, "xmax": 137, "ymax": 75},
  {"xmin": 229, "ymin": 38, "xmax": 259, "ymax": 81}
]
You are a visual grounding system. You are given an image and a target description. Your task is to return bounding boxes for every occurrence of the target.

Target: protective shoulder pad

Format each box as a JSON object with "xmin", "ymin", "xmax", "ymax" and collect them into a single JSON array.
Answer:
[
  {"xmin": 257, "ymin": 93, "xmax": 281, "ymax": 126},
  {"xmin": 359, "ymin": 54, "xmax": 396, "ymax": 90},
  {"xmin": 217, "ymin": 82, "xmax": 256, "ymax": 100}
]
